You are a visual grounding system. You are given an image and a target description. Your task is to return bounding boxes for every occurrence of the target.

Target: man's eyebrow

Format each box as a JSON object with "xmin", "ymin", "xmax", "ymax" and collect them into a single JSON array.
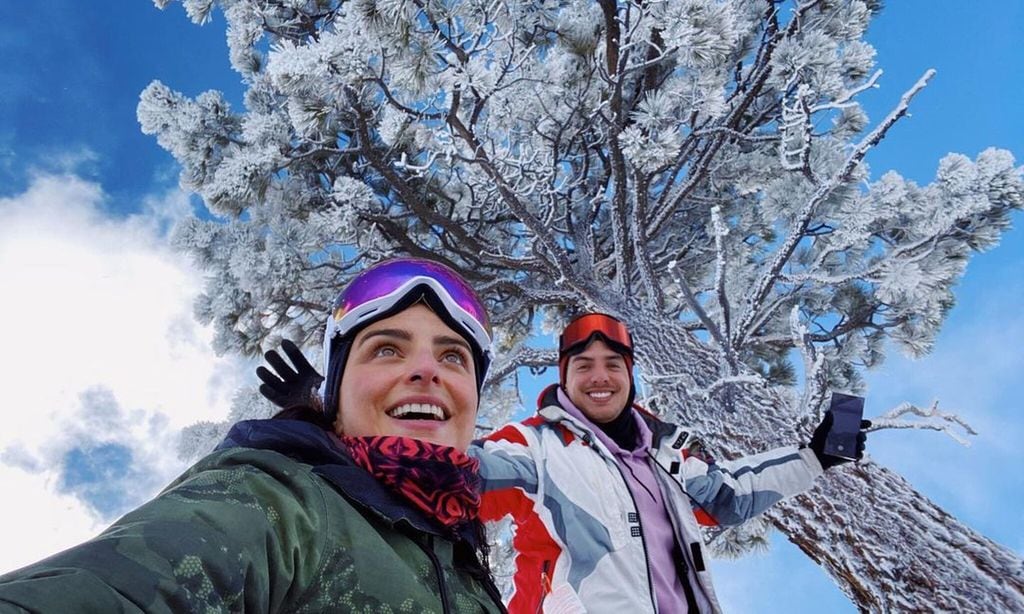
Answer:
[
  {"xmin": 434, "ymin": 334, "xmax": 472, "ymax": 352},
  {"xmin": 571, "ymin": 353, "xmax": 624, "ymax": 363},
  {"xmin": 357, "ymin": 328, "xmax": 412, "ymax": 346}
]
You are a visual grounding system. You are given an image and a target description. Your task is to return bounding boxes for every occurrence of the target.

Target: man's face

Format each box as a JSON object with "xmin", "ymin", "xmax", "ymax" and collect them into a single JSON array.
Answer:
[{"xmin": 563, "ymin": 339, "xmax": 631, "ymax": 423}]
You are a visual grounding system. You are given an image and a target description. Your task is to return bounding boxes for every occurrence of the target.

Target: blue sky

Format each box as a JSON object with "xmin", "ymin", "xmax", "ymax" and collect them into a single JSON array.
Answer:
[
  {"xmin": 0, "ymin": 2, "xmax": 239, "ymax": 207},
  {"xmin": 0, "ymin": 1, "xmax": 1021, "ymax": 610}
]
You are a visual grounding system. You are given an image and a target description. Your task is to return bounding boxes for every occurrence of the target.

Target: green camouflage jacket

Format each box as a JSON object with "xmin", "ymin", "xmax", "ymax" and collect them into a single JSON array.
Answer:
[{"xmin": 0, "ymin": 419, "xmax": 505, "ymax": 614}]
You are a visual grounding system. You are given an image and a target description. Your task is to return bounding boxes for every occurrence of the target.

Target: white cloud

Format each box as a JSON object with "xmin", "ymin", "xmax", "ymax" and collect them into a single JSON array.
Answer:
[
  {"xmin": 0, "ymin": 464, "xmax": 100, "ymax": 573},
  {"xmin": 0, "ymin": 172, "xmax": 246, "ymax": 573}
]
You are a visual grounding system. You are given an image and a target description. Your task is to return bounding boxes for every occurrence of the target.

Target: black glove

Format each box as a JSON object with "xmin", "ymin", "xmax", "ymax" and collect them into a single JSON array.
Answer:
[
  {"xmin": 256, "ymin": 339, "xmax": 324, "ymax": 410},
  {"xmin": 808, "ymin": 412, "xmax": 871, "ymax": 470}
]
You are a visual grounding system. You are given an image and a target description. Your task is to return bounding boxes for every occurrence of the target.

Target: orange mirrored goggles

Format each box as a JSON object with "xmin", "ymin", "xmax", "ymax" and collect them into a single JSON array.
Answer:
[{"xmin": 559, "ymin": 313, "xmax": 634, "ymax": 357}]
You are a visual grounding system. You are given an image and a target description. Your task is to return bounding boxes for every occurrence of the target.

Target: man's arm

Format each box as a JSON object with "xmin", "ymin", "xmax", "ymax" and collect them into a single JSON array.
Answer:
[
  {"xmin": 471, "ymin": 423, "xmax": 542, "ymax": 503},
  {"xmin": 0, "ymin": 448, "xmax": 327, "ymax": 613},
  {"xmin": 680, "ymin": 444, "xmax": 824, "ymax": 527},
  {"xmin": 677, "ymin": 413, "xmax": 869, "ymax": 527}
]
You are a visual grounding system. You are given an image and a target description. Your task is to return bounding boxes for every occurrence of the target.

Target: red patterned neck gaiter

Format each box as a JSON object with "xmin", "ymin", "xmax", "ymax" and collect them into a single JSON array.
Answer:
[{"xmin": 342, "ymin": 435, "xmax": 482, "ymax": 529}]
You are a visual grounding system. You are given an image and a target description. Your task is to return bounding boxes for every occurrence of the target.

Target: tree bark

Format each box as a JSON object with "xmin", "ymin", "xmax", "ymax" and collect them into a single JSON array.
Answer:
[{"xmin": 772, "ymin": 463, "xmax": 1024, "ymax": 612}]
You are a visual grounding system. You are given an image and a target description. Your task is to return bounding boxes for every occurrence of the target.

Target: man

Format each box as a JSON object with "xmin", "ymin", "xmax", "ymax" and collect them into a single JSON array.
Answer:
[
  {"xmin": 258, "ymin": 312, "xmax": 867, "ymax": 613},
  {"xmin": 474, "ymin": 313, "xmax": 866, "ymax": 613}
]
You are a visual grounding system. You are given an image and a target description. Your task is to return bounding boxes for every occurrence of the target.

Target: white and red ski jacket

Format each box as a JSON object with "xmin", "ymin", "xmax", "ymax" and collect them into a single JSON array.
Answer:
[{"xmin": 473, "ymin": 385, "xmax": 824, "ymax": 614}]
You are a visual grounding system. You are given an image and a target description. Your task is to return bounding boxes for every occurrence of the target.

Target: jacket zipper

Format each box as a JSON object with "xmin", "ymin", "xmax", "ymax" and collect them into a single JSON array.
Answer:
[
  {"xmin": 592, "ymin": 434, "xmax": 660, "ymax": 614},
  {"xmin": 649, "ymin": 453, "xmax": 708, "ymax": 612},
  {"xmin": 648, "ymin": 448, "xmax": 717, "ymax": 521},
  {"xmin": 535, "ymin": 560, "xmax": 553, "ymax": 614},
  {"xmin": 417, "ymin": 534, "xmax": 452, "ymax": 614},
  {"xmin": 552, "ymin": 408, "xmax": 690, "ymax": 613}
]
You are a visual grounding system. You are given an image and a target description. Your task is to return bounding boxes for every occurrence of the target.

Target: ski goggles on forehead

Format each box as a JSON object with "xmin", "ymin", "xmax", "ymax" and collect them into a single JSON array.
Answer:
[
  {"xmin": 559, "ymin": 313, "xmax": 634, "ymax": 356},
  {"xmin": 324, "ymin": 259, "xmax": 492, "ymax": 357}
]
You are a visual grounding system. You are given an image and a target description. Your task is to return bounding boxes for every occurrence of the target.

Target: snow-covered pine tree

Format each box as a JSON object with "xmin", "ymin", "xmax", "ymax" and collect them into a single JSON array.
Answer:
[{"xmin": 140, "ymin": 0, "xmax": 1024, "ymax": 609}]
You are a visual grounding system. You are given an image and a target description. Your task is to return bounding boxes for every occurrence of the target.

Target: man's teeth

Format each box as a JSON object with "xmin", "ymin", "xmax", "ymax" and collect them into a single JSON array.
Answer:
[
  {"xmin": 388, "ymin": 403, "xmax": 446, "ymax": 420},
  {"xmin": 588, "ymin": 391, "xmax": 612, "ymax": 399}
]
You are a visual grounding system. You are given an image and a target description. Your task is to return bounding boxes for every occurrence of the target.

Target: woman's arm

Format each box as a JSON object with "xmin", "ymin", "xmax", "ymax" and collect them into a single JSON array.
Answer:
[{"xmin": 0, "ymin": 448, "xmax": 328, "ymax": 614}]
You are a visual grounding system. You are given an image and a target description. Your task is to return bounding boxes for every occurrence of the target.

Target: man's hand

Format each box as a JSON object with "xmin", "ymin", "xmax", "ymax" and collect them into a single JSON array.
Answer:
[
  {"xmin": 808, "ymin": 412, "xmax": 871, "ymax": 470},
  {"xmin": 256, "ymin": 339, "xmax": 324, "ymax": 410}
]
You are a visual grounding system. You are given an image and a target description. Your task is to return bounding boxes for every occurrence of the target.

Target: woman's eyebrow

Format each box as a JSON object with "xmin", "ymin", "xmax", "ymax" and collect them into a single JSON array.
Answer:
[
  {"xmin": 357, "ymin": 328, "xmax": 412, "ymax": 347},
  {"xmin": 434, "ymin": 334, "xmax": 472, "ymax": 352}
]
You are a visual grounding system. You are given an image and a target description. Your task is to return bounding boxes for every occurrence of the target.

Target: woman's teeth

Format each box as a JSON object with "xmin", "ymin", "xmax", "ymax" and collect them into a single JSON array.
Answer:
[{"xmin": 387, "ymin": 403, "xmax": 446, "ymax": 420}]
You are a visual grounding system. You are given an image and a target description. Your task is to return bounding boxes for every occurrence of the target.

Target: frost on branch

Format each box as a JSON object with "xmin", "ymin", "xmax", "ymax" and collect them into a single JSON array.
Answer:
[
  {"xmin": 177, "ymin": 386, "xmax": 277, "ymax": 462},
  {"xmin": 706, "ymin": 516, "xmax": 771, "ymax": 559},
  {"xmin": 871, "ymin": 400, "xmax": 978, "ymax": 447},
  {"xmin": 146, "ymin": 0, "xmax": 1024, "ymax": 609}
]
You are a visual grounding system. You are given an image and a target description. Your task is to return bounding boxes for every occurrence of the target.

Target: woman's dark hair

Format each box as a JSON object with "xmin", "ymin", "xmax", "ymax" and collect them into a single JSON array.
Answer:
[
  {"xmin": 272, "ymin": 405, "xmax": 334, "ymax": 430},
  {"xmin": 457, "ymin": 523, "xmax": 501, "ymax": 607}
]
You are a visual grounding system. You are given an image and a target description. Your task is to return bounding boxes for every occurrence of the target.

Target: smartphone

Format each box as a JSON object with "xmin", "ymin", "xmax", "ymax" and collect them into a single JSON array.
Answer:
[{"xmin": 824, "ymin": 392, "xmax": 865, "ymax": 460}]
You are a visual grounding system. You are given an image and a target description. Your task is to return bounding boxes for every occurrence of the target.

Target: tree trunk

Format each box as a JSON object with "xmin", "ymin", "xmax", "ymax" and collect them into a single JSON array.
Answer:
[
  {"xmin": 772, "ymin": 462, "xmax": 1024, "ymax": 612},
  {"xmin": 631, "ymin": 321, "xmax": 1024, "ymax": 612}
]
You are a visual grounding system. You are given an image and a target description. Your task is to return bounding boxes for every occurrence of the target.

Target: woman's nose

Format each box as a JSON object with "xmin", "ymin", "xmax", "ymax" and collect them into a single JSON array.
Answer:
[{"xmin": 407, "ymin": 350, "xmax": 441, "ymax": 384}]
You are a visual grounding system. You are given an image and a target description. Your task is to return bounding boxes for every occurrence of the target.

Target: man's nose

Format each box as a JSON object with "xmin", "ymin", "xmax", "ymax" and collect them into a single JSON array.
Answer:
[{"xmin": 588, "ymin": 365, "xmax": 611, "ymax": 383}]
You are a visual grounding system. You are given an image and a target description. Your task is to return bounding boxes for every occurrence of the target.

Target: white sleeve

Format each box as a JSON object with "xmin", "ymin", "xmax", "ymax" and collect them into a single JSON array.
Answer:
[{"xmin": 682, "ymin": 445, "xmax": 823, "ymax": 526}]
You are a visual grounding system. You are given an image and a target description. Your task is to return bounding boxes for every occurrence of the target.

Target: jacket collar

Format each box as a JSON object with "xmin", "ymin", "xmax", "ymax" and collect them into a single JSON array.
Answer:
[
  {"xmin": 535, "ymin": 384, "xmax": 629, "ymax": 459},
  {"xmin": 217, "ymin": 419, "xmax": 479, "ymax": 544},
  {"xmin": 536, "ymin": 385, "xmax": 596, "ymax": 436},
  {"xmin": 638, "ymin": 411, "xmax": 679, "ymax": 449}
]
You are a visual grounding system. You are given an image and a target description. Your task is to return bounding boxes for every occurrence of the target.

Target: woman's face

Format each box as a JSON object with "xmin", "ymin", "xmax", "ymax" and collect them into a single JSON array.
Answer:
[{"xmin": 334, "ymin": 303, "xmax": 479, "ymax": 451}]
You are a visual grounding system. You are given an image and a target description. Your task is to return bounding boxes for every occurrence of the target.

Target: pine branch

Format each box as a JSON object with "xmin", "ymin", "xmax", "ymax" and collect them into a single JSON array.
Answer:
[
  {"xmin": 871, "ymin": 400, "xmax": 977, "ymax": 447},
  {"xmin": 644, "ymin": 373, "xmax": 767, "ymax": 403},
  {"xmin": 631, "ymin": 173, "xmax": 664, "ymax": 309},
  {"xmin": 711, "ymin": 208, "xmax": 734, "ymax": 360},
  {"xmin": 667, "ymin": 260, "xmax": 729, "ymax": 354},
  {"xmin": 734, "ymin": 70, "xmax": 936, "ymax": 349},
  {"xmin": 601, "ymin": 97, "xmax": 633, "ymax": 294},
  {"xmin": 790, "ymin": 306, "xmax": 829, "ymax": 420},
  {"xmin": 484, "ymin": 346, "xmax": 559, "ymax": 388},
  {"xmin": 647, "ymin": 0, "xmax": 824, "ymax": 236},
  {"xmin": 811, "ymin": 69, "xmax": 883, "ymax": 113}
]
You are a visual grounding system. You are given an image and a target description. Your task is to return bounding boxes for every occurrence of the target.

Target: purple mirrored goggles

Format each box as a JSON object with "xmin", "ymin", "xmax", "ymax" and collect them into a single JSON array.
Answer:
[{"xmin": 322, "ymin": 258, "xmax": 493, "ymax": 376}]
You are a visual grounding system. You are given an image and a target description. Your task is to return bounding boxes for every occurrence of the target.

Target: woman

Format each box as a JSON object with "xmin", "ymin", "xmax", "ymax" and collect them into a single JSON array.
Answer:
[{"xmin": 0, "ymin": 258, "xmax": 506, "ymax": 614}]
